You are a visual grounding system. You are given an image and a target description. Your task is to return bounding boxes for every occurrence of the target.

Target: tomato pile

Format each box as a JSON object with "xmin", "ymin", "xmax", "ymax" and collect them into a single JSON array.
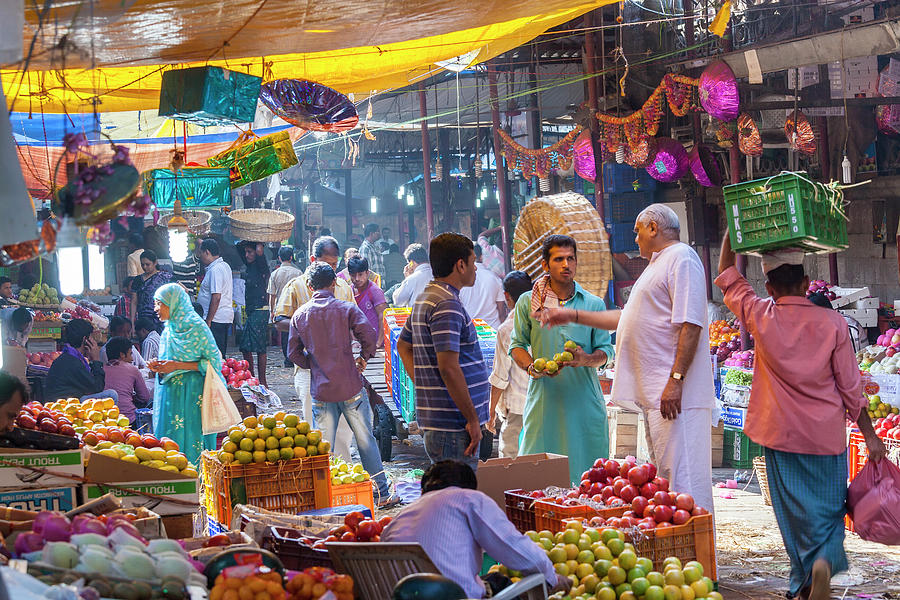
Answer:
[
  {"xmin": 322, "ymin": 511, "xmax": 392, "ymax": 545},
  {"xmin": 222, "ymin": 357, "xmax": 259, "ymax": 387},
  {"xmin": 27, "ymin": 351, "xmax": 61, "ymax": 368},
  {"xmin": 15, "ymin": 400, "xmax": 77, "ymax": 437}
]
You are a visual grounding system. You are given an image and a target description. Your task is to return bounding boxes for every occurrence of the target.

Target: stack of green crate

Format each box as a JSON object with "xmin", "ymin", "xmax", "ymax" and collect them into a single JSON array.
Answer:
[
  {"xmin": 723, "ymin": 427, "xmax": 763, "ymax": 469},
  {"xmin": 399, "ymin": 367, "xmax": 415, "ymax": 424}
]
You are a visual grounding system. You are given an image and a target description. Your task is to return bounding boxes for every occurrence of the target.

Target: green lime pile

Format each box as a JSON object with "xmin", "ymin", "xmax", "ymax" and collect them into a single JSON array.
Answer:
[
  {"xmin": 519, "ymin": 520, "xmax": 721, "ymax": 600},
  {"xmin": 330, "ymin": 455, "xmax": 371, "ymax": 486},
  {"xmin": 22, "ymin": 283, "xmax": 59, "ymax": 305},
  {"xmin": 217, "ymin": 412, "xmax": 330, "ymax": 465}
]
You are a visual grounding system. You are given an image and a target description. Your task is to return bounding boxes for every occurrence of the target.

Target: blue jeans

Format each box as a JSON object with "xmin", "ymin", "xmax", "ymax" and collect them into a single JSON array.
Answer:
[
  {"xmin": 80, "ymin": 389, "xmax": 119, "ymax": 403},
  {"xmin": 423, "ymin": 430, "xmax": 478, "ymax": 472},
  {"xmin": 312, "ymin": 392, "xmax": 391, "ymax": 499}
]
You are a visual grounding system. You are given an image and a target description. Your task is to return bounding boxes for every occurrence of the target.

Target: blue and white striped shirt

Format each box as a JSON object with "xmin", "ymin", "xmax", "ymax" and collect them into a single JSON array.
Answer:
[{"xmin": 399, "ymin": 281, "xmax": 490, "ymax": 431}]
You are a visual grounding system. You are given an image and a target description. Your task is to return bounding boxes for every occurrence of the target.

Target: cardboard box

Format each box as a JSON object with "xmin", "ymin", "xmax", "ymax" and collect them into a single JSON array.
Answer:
[
  {"xmin": 2, "ymin": 345, "xmax": 27, "ymax": 383},
  {"xmin": 82, "ymin": 479, "xmax": 199, "ymax": 516},
  {"xmin": 477, "ymin": 453, "xmax": 570, "ymax": 510},
  {"xmin": 831, "ymin": 287, "xmax": 871, "ymax": 309},
  {"xmin": 161, "ymin": 513, "xmax": 195, "ymax": 539},
  {"xmin": 0, "ymin": 448, "xmax": 83, "ymax": 489},
  {"xmin": 608, "ymin": 407, "xmax": 639, "ymax": 459},
  {"xmin": 711, "ymin": 423, "xmax": 724, "ymax": 469},
  {"xmin": 851, "ymin": 297, "xmax": 880, "ymax": 310},
  {"xmin": 839, "ymin": 308, "xmax": 878, "ymax": 328},
  {"xmin": 83, "ymin": 449, "xmax": 196, "ymax": 484},
  {"xmin": 0, "ymin": 486, "xmax": 78, "ymax": 512}
]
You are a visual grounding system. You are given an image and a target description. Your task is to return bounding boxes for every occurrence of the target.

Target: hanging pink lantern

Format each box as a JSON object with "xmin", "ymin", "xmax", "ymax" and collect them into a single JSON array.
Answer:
[
  {"xmin": 876, "ymin": 105, "xmax": 900, "ymax": 136},
  {"xmin": 689, "ymin": 144, "xmax": 722, "ymax": 187},
  {"xmin": 699, "ymin": 61, "xmax": 740, "ymax": 122},
  {"xmin": 645, "ymin": 137, "xmax": 690, "ymax": 182},
  {"xmin": 573, "ymin": 129, "xmax": 596, "ymax": 181},
  {"xmin": 624, "ymin": 137, "xmax": 657, "ymax": 169}
]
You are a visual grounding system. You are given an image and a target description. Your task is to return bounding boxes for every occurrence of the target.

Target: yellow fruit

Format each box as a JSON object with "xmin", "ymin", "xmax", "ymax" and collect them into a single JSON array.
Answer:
[
  {"xmin": 262, "ymin": 416, "xmax": 277, "ymax": 429},
  {"xmin": 274, "ymin": 411, "xmax": 286, "ymax": 423},
  {"xmin": 218, "ymin": 451, "xmax": 235, "ymax": 464},
  {"xmin": 266, "ymin": 449, "xmax": 281, "ymax": 463},
  {"xmin": 222, "ymin": 441, "xmax": 238, "ymax": 454},
  {"xmin": 244, "ymin": 428, "xmax": 258, "ymax": 441},
  {"xmin": 545, "ymin": 360, "xmax": 559, "ymax": 374},
  {"xmin": 107, "ymin": 406, "xmax": 120, "ymax": 419},
  {"xmin": 283, "ymin": 414, "xmax": 299, "ymax": 428},
  {"xmin": 243, "ymin": 416, "xmax": 258, "ymax": 429},
  {"xmin": 166, "ymin": 454, "xmax": 188, "ymax": 470},
  {"xmin": 181, "ymin": 467, "xmax": 199, "ymax": 478},
  {"xmin": 257, "ymin": 427, "xmax": 272, "ymax": 439},
  {"xmin": 265, "ymin": 437, "xmax": 280, "ymax": 450},
  {"xmin": 89, "ymin": 411, "xmax": 104, "ymax": 423},
  {"xmin": 134, "ymin": 447, "xmax": 152, "ymax": 461},
  {"xmin": 252, "ymin": 451, "xmax": 267, "ymax": 463},
  {"xmin": 97, "ymin": 449, "xmax": 118, "ymax": 459},
  {"xmin": 166, "ymin": 449, "xmax": 179, "ymax": 456},
  {"xmin": 234, "ymin": 451, "xmax": 252, "ymax": 464},
  {"xmin": 228, "ymin": 430, "xmax": 244, "ymax": 444},
  {"xmin": 149, "ymin": 448, "xmax": 167, "ymax": 461},
  {"xmin": 293, "ymin": 446, "xmax": 308, "ymax": 459},
  {"xmin": 285, "ymin": 427, "xmax": 299, "ymax": 438},
  {"xmin": 253, "ymin": 438, "xmax": 266, "ymax": 452},
  {"xmin": 95, "ymin": 441, "xmax": 114, "ymax": 450},
  {"xmin": 306, "ymin": 445, "xmax": 318, "ymax": 457},
  {"xmin": 239, "ymin": 438, "xmax": 255, "ymax": 452},
  {"xmin": 297, "ymin": 421, "xmax": 311, "ymax": 435},
  {"xmin": 307, "ymin": 430, "xmax": 322, "ymax": 445},
  {"xmin": 146, "ymin": 460, "xmax": 166, "ymax": 469},
  {"xmin": 317, "ymin": 441, "xmax": 330, "ymax": 455},
  {"xmin": 272, "ymin": 427, "xmax": 286, "ymax": 439},
  {"xmin": 159, "ymin": 464, "xmax": 180, "ymax": 473},
  {"xmin": 293, "ymin": 434, "xmax": 308, "ymax": 447},
  {"xmin": 102, "ymin": 398, "xmax": 115, "ymax": 410},
  {"xmin": 279, "ymin": 448, "xmax": 295, "ymax": 461},
  {"xmin": 279, "ymin": 437, "xmax": 293, "ymax": 448}
]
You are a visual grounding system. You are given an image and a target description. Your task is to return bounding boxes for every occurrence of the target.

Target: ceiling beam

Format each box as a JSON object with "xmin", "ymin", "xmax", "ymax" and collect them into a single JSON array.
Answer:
[{"xmin": 745, "ymin": 96, "xmax": 900, "ymax": 110}]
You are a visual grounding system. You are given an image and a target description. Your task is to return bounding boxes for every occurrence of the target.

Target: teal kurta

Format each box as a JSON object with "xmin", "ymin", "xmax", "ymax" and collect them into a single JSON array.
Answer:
[
  {"xmin": 152, "ymin": 284, "xmax": 222, "ymax": 464},
  {"xmin": 509, "ymin": 283, "xmax": 614, "ymax": 484}
]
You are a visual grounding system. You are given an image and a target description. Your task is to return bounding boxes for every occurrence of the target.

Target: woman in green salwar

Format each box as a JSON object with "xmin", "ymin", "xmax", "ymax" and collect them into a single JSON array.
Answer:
[{"xmin": 148, "ymin": 283, "xmax": 222, "ymax": 463}]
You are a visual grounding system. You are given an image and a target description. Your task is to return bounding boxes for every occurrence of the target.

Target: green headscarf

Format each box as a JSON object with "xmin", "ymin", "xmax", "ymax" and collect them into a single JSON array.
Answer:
[{"xmin": 153, "ymin": 283, "xmax": 223, "ymax": 383}]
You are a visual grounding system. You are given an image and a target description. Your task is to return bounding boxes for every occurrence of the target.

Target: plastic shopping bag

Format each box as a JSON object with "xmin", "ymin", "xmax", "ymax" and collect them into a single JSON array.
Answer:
[
  {"xmin": 847, "ymin": 458, "xmax": 900, "ymax": 545},
  {"xmin": 201, "ymin": 363, "xmax": 242, "ymax": 435}
]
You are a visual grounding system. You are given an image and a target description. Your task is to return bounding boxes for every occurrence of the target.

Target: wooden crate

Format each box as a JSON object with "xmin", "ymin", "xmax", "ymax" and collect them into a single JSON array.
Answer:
[
  {"xmin": 635, "ymin": 411, "xmax": 652, "ymax": 463},
  {"xmin": 711, "ymin": 422, "xmax": 725, "ymax": 468},
  {"xmin": 608, "ymin": 407, "xmax": 639, "ymax": 459}
]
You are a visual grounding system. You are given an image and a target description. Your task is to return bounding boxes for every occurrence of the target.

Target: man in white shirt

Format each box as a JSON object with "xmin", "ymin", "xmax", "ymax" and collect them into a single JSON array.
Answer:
[
  {"xmin": 535, "ymin": 204, "xmax": 715, "ymax": 516},
  {"xmin": 135, "ymin": 317, "xmax": 161, "ymax": 362},
  {"xmin": 197, "ymin": 238, "xmax": 234, "ymax": 358},
  {"xmin": 459, "ymin": 244, "xmax": 506, "ymax": 329},
  {"xmin": 486, "ymin": 271, "xmax": 532, "ymax": 458},
  {"xmin": 126, "ymin": 233, "xmax": 144, "ymax": 278},
  {"xmin": 268, "ymin": 245, "xmax": 302, "ymax": 367},
  {"xmin": 99, "ymin": 316, "xmax": 147, "ymax": 369},
  {"xmin": 392, "ymin": 244, "xmax": 433, "ymax": 307}
]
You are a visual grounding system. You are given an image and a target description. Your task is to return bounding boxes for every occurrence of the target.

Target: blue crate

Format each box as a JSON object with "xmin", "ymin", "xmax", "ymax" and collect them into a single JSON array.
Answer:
[
  {"xmin": 603, "ymin": 164, "xmax": 657, "ymax": 195},
  {"xmin": 132, "ymin": 408, "xmax": 153, "ymax": 434},
  {"xmin": 607, "ymin": 222, "xmax": 639, "ymax": 253},
  {"xmin": 207, "ymin": 517, "xmax": 226, "ymax": 536},
  {"xmin": 603, "ymin": 191, "xmax": 657, "ymax": 224},
  {"xmin": 300, "ymin": 504, "xmax": 372, "ymax": 519}
]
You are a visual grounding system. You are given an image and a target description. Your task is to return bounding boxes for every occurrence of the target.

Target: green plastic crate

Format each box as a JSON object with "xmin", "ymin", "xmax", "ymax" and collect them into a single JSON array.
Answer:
[
  {"xmin": 723, "ymin": 427, "xmax": 763, "ymax": 469},
  {"xmin": 399, "ymin": 371, "xmax": 416, "ymax": 423},
  {"xmin": 723, "ymin": 172, "xmax": 849, "ymax": 255}
]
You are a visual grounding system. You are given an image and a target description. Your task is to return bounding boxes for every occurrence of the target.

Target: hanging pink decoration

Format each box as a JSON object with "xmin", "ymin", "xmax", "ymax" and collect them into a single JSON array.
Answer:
[
  {"xmin": 645, "ymin": 137, "xmax": 690, "ymax": 182},
  {"xmin": 698, "ymin": 61, "xmax": 740, "ymax": 122},
  {"xmin": 624, "ymin": 137, "xmax": 657, "ymax": 169},
  {"xmin": 876, "ymin": 104, "xmax": 900, "ymax": 136},
  {"xmin": 689, "ymin": 144, "xmax": 722, "ymax": 187},
  {"xmin": 572, "ymin": 130, "xmax": 596, "ymax": 181}
]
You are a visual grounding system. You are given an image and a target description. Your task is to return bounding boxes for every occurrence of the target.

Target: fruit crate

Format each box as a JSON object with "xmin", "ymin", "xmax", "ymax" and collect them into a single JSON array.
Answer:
[
  {"xmin": 201, "ymin": 452, "xmax": 332, "ymax": 527},
  {"xmin": 847, "ymin": 430, "xmax": 900, "ymax": 481},
  {"xmin": 261, "ymin": 526, "xmax": 334, "ymax": 570},
  {"xmin": 30, "ymin": 325, "xmax": 61, "ymax": 339},
  {"xmin": 625, "ymin": 514, "xmax": 717, "ymax": 581},
  {"xmin": 603, "ymin": 163, "xmax": 658, "ymax": 196},
  {"xmin": 603, "ymin": 191, "xmax": 657, "ymax": 224},
  {"xmin": 534, "ymin": 499, "xmax": 593, "ymax": 533},
  {"xmin": 504, "ymin": 489, "xmax": 537, "ymax": 533},
  {"xmin": 399, "ymin": 371, "xmax": 416, "ymax": 423},
  {"xmin": 723, "ymin": 172, "xmax": 849, "ymax": 255},
  {"xmin": 723, "ymin": 427, "xmax": 763, "ymax": 469},
  {"xmin": 330, "ymin": 480, "xmax": 375, "ymax": 515},
  {"xmin": 607, "ymin": 222, "xmax": 639, "ymax": 254}
]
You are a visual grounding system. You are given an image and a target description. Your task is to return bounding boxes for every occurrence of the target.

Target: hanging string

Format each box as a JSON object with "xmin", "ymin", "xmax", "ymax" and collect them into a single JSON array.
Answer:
[{"xmin": 456, "ymin": 71, "xmax": 463, "ymax": 177}]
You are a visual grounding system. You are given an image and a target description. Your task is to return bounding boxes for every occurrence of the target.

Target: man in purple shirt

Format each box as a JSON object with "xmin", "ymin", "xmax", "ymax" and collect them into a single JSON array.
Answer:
[{"xmin": 288, "ymin": 263, "xmax": 398, "ymax": 507}]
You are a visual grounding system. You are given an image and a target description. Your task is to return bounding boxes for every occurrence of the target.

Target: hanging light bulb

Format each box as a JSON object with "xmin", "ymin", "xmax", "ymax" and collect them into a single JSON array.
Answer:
[
  {"xmin": 398, "ymin": 185, "xmax": 405, "ymax": 200},
  {"xmin": 167, "ymin": 199, "xmax": 190, "ymax": 263},
  {"xmin": 616, "ymin": 146, "xmax": 626, "ymax": 164},
  {"xmin": 474, "ymin": 156, "xmax": 483, "ymax": 179},
  {"xmin": 57, "ymin": 217, "xmax": 85, "ymax": 296},
  {"xmin": 434, "ymin": 157, "xmax": 443, "ymax": 182},
  {"xmin": 302, "ymin": 194, "xmax": 310, "ymax": 203},
  {"xmin": 406, "ymin": 193, "xmax": 415, "ymax": 207},
  {"xmin": 539, "ymin": 177, "xmax": 551, "ymax": 192},
  {"xmin": 87, "ymin": 244, "xmax": 105, "ymax": 290},
  {"xmin": 841, "ymin": 154, "xmax": 852, "ymax": 184},
  {"xmin": 495, "ymin": 189, "xmax": 500, "ymax": 201},
  {"xmin": 370, "ymin": 196, "xmax": 378, "ymax": 214},
  {"xmin": 480, "ymin": 187, "xmax": 488, "ymax": 201},
  {"xmin": 476, "ymin": 196, "xmax": 482, "ymax": 208}
]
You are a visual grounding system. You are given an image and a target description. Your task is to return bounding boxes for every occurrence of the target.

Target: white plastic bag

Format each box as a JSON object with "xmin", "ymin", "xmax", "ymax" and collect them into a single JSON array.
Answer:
[{"xmin": 201, "ymin": 363, "xmax": 241, "ymax": 435}]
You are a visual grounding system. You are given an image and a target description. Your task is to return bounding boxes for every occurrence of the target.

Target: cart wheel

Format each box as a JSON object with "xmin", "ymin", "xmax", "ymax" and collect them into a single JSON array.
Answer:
[{"xmin": 373, "ymin": 402, "xmax": 394, "ymax": 462}]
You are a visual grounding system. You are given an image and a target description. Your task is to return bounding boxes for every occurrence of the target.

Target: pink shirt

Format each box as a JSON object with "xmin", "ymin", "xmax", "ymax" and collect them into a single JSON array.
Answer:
[
  {"xmin": 103, "ymin": 361, "xmax": 151, "ymax": 422},
  {"xmin": 714, "ymin": 266, "xmax": 864, "ymax": 455}
]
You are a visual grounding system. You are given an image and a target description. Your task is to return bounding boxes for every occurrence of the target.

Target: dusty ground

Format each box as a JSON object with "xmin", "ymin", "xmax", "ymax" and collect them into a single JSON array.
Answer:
[{"xmin": 256, "ymin": 348, "xmax": 900, "ymax": 600}]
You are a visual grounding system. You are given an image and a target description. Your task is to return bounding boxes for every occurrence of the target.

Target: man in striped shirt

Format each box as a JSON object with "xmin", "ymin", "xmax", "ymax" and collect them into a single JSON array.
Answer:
[
  {"xmin": 358, "ymin": 223, "xmax": 385, "ymax": 283},
  {"xmin": 397, "ymin": 233, "xmax": 489, "ymax": 470}
]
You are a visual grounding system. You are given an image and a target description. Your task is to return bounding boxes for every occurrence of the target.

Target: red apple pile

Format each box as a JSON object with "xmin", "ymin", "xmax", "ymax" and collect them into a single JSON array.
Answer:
[
  {"xmin": 16, "ymin": 401, "xmax": 77, "ymax": 437},
  {"xmin": 27, "ymin": 352, "xmax": 61, "ymax": 368},
  {"xmin": 221, "ymin": 358, "xmax": 259, "ymax": 388},
  {"xmin": 304, "ymin": 512, "xmax": 393, "ymax": 549}
]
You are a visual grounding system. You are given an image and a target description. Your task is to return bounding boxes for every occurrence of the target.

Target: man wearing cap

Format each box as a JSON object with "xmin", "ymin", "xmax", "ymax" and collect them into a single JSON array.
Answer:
[{"xmin": 715, "ymin": 235, "xmax": 886, "ymax": 600}]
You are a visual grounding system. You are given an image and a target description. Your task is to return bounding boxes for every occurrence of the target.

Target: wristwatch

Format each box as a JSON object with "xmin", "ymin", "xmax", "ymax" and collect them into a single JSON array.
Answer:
[{"xmin": 670, "ymin": 371, "xmax": 685, "ymax": 381}]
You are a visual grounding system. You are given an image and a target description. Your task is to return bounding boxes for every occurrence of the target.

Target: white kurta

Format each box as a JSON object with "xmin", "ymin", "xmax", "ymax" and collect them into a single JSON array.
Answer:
[{"xmin": 611, "ymin": 242, "xmax": 715, "ymax": 514}]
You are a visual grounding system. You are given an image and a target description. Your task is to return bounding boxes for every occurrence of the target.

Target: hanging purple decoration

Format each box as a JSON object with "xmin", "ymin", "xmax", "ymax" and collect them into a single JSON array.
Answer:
[
  {"xmin": 688, "ymin": 144, "xmax": 722, "ymax": 187},
  {"xmin": 876, "ymin": 104, "xmax": 900, "ymax": 136},
  {"xmin": 698, "ymin": 61, "xmax": 740, "ymax": 122},
  {"xmin": 573, "ymin": 129, "xmax": 596, "ymax": 181},
  {"xmin": 645, "ymin": 137, "xmax": 690, "ymax": 183},
  {"xmin": 260, "ymin": 79, "xmax": 359, "ymax": 132}
]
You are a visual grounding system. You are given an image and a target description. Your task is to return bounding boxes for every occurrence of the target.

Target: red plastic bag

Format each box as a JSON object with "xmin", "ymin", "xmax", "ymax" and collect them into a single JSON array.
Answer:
[{"xmin": 847, "ymin": 458, "xmax": 900, "ymax": 545}]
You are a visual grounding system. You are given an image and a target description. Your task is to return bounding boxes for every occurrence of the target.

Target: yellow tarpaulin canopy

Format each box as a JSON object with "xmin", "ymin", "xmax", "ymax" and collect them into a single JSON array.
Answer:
[{"xmin": 4, "ymin": 0, "xmax": 611, "ymax": 113}]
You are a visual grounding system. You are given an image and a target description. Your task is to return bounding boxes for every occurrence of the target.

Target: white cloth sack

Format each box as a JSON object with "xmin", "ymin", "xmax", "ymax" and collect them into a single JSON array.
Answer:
[{"xmin": 202, "ymin": 363, "xmax": 242, "ymax": 434}]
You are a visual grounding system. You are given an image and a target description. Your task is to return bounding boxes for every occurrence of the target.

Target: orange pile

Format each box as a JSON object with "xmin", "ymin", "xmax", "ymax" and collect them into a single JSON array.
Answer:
[
  {"xmin": 709, "ymin": 320, "xmax": 737, "ymax": 351},
  {"xmin": 210, "ymin": 568, "xmax": 286, "ymax": 600},
  {"xmin": 286, "ymin": 568, "xmax": 354, "ymax": 600}
]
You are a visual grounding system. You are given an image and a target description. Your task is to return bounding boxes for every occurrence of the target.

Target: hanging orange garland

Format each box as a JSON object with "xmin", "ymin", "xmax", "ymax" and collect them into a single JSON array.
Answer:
[{"xmin": 498, "ymin": 125, "xmax": 583, "ymax": 179}]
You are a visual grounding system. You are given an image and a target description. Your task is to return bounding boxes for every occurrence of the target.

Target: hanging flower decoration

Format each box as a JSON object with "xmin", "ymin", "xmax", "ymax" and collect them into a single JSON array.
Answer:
[
  {"xmin": 87, "ymin": 222, "xmax": 114, "ymax": 247},
  {"xmin": 645, "ymin": 137, "xmax": 690, "ymax": 183},
  {"xmin": 698, "ymin": 61, "xmax": 740, "ymax": 122},
  {"xmin": 624, "ymin": 136, "xmax": 657, "ymax": 169},
  {"xmin": 785, "ymin": 110, "xmax": 817, "ymax": 155},
  {"xmin": 689, "ymin": 144, "xmax": 723, "ymax": 187},
  {"xmin": 572, "ymin": 129, "xmax": 596, "ymax": 181},
  {"xmin": 498, "ymin": 125, "xmax": 582, "ymax": 179},
  {"xmin": 737, "ymin": 113, "xmax": 763, "ymax": 156},
  {"xmin": 876, "ymin": 104, "xmax": 900, "ymax": 136}
]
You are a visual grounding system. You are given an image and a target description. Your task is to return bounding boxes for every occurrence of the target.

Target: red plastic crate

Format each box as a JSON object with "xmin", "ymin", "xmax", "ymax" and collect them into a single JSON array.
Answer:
[
  {"xmin": 625, "ymin": 514, "xmax": 717, "ymax": 581},
  {"xmin": 534, "ymin": 499, "xmax": 593, "ymax": 533},
  {"xmin": 504, "ymin": 489, "xmax": 537, "ymax": 533},
  {"xmin": 330, "ymin": 480, "xmax": 375, "ymax": 515}
]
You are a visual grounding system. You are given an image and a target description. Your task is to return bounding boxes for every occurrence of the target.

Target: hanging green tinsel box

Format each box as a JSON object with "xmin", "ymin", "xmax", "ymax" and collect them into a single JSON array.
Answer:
[
  {"xmin": 207, "ymin": 130, "xmax": 298, "ymax": 188},
  {"xmin": 142, "ymin": 167, "xmax": 233, "ymax": 208},
  {"xmin": 158, "ymin": 66, "xmax": 261, "ymax": 126}
]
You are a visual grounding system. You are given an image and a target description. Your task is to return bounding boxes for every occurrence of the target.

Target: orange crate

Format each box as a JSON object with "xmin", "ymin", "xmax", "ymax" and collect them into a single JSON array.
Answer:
[
  {"xmin": 201, "ymin": 452, "xmax": 332, "ymax": 527},
  {"xmin": 625, "ymin": 514, "xmax": 717, "ymax": 581},
  {"xmin": 330, "ymin": 480, "xmax": 375, "ymax": 515},
  {"xmin": 534, "ymin": 499, "xmax": 593, "ymax": 533},
  {"xmin": 504, "ymin": 489, "xmax": 537, "ymax": 533}
]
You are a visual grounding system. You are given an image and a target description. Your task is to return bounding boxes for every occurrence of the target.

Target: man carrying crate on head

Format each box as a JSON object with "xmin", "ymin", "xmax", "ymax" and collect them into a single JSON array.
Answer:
[{"xmin": 715, "ymin": 234, "xmax": 886, "ymax": 600}]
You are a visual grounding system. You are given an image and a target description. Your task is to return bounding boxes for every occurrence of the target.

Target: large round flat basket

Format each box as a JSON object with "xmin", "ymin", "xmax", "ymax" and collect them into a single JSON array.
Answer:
[
  {"xmin": 229, "ymin": 209, "xmax": 295, "ymax": 243},
  {"xmin": 513, "ymin": 192, "xmax": 612, "ymax": 299}
]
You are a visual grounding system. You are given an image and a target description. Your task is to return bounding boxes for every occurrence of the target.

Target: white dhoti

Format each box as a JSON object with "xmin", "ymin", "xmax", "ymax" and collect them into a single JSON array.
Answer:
[
  {"xmin": 641, "ymin": 407, "xmax": 715, "ymax": 517},
  {"xmin": 294, "ymin": 368, "xmax": 352, "ymax": 461}
]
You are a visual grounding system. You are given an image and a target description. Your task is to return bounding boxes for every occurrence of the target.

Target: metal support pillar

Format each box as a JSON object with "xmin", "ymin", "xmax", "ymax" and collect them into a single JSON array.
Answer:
[
  {"xmin": 817, "ymin": 116, "xmax": 839, "ymax": 284},
  {"xmin": 488, "ymin": 62, "xmax": 512, "ymax": 271},
  {"xmin": 419, "ymin": 84, "xmax": 435, "ymax": 241}
]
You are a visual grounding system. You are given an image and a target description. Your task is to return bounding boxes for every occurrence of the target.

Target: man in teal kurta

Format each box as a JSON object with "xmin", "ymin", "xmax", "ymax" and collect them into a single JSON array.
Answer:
[{"xmin": 509, "ymin": 235, "xmax": 614, "ymax": 484}]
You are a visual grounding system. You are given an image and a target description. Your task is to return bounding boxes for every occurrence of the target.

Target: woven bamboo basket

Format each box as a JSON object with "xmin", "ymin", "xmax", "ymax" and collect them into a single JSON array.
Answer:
[
  {"xmin": 753, "ymin": 455, "xmax": 771, "ymax": 506},
  {"xmin": 513, "ymin": 192, "xmax": 612, "ymax": 299},
  {"xmin": 159, "ymin": 209, "xmax": 212, "ymax": 236},
  {"xmin": 229, "ymin": 209, "xmax": 295, "ymax": 243}
]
